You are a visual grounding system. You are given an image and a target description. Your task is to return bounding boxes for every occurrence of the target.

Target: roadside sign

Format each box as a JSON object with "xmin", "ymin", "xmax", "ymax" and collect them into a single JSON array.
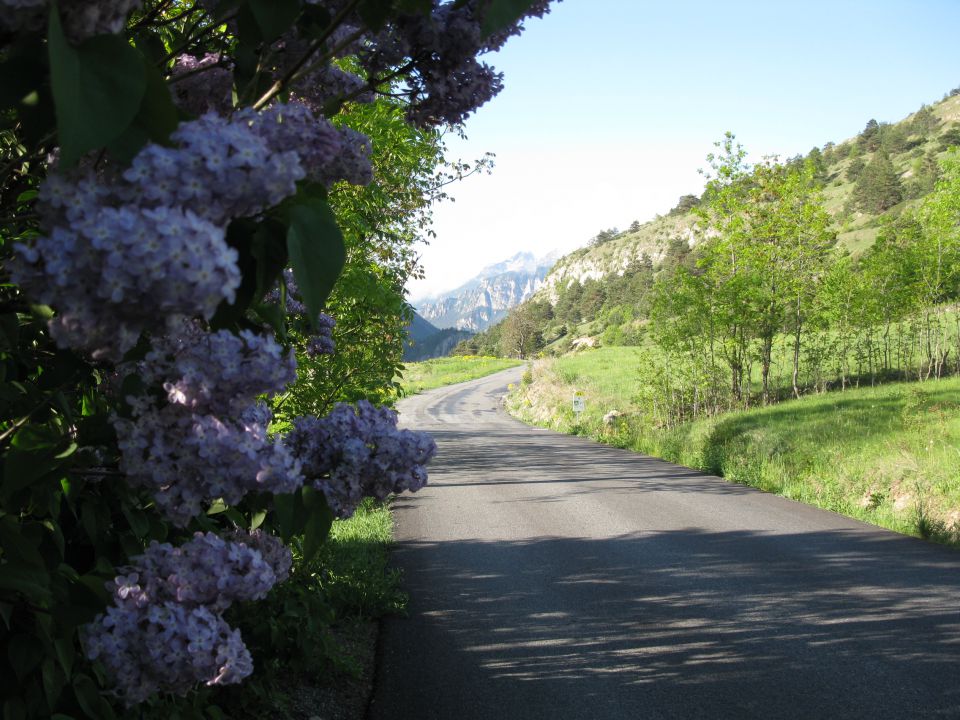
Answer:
[{"xmin": 572, "ymin": 391, "xmax": 585, "ymax": 414}]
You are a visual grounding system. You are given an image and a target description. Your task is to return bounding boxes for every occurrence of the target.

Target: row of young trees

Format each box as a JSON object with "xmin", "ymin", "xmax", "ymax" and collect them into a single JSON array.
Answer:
[
  {"xmin": 0, "ymin": 1, "xmax": 552, "ymax": 717},
  {"xmin": 644, "ymin": 138, "xmax": 960, "ymax": 427}
]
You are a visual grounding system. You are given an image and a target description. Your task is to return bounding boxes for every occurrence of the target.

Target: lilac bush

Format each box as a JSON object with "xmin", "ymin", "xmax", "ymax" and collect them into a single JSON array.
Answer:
[
  {"xmin": 286, "ymin": 401, "xmax": 437, "ymax": 518},
  {"xmin": 0, "ymin": 0, "xmax": 554, "ymax": 713}
]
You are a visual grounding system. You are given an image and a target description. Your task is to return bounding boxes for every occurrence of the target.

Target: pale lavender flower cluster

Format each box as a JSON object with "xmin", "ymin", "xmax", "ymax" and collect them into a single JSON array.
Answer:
[
  {"xmin": 247, "ymin": 102, "xmax": 373, "ymax": 187},
  {"xmin": 226, "ymin": 528, "xmax": 294, "ymax": 583},
  {"xmin": 121, "ymin": 112, "xmax": 306, "ymax": 226},
  {"xmin": 285, "ymin": 400, "xmax": 437, "ymax": 518},
  {"xmin": 357, "ymin": 0, "xmax": 553, "ymax": 126},
  {"xmin": 115, "ymin": 324, "xmax": 301, "ymax": 525},
  {"xmin": 170, "ymin": 53, "xmax": 234, "ymax": 117},
  {"xmin": 142, "ymin": 321, "xmax": 297, "ymax": 416},
  {"xmin": 12, "ymin": 106, "xmax": 348, "ymax": 359},
  {"xmin": 115, "ymin": 400, "xmax": 304, "ymax": 526},
  {"xmin": 1, "ymin": 0, "xmax": 142, "ymax": 41},
  {"xmin": 306, "ymin": 313, "xmax": 336, "ymax": 357},
  {"xmin": 10, "ymin": 198, "xmax": 239, "ymax": 360},
  {"xmin": 84, "ymin": 532, "xmax": 288, "ymax": 705}
]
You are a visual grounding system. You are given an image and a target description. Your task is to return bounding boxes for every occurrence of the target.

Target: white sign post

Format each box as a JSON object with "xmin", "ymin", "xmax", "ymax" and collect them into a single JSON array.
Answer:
[{"xmin": 572, "ymin": 390, "xmax": 585, "ymax": 421}]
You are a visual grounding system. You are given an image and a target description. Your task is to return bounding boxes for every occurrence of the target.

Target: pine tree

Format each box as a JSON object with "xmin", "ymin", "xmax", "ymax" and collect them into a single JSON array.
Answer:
[{"xmin": 853, "ymin": 151, "xmax": 904, "ymax": 213}]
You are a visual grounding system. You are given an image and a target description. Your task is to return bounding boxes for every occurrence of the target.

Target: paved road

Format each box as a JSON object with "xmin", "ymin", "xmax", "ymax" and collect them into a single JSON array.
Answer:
[{"xmin": 369, "ymin": 367, "xmax": 960, "ymax": 720}]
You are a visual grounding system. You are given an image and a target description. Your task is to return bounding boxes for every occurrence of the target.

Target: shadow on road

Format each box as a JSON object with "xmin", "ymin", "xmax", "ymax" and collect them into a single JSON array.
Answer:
[{"xmin": 372, "ymin": 526, "xmax": 960, "ymax": 720}]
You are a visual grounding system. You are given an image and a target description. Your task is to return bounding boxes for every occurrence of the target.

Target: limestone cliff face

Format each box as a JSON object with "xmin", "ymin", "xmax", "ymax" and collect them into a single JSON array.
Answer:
[
  {"xmin": 537, "ymin": 216, "xmax": 700, "ymax": 302},
  {"xmin": 417, "ymin": 252, "xmax": 557, "ymax": 331}
]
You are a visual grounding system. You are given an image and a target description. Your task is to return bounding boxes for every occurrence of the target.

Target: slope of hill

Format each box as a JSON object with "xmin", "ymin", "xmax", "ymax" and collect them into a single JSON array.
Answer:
[
  {"xmin": 402, "ymin": 311, "xmax": 474, "ymax": 361},
  {"xmin": 417, "ymin": 251, "xmax": 558, "ymax": 331},
  {"xmin": 460, "ymin": 89, "xmax": 960, "ymax": 357}
]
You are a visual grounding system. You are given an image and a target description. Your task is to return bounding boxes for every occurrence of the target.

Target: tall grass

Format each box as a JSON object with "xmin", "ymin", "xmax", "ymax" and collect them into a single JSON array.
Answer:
[{"xmin": 508, "ymin": 348, "xmax": 960, "ymax": 544}]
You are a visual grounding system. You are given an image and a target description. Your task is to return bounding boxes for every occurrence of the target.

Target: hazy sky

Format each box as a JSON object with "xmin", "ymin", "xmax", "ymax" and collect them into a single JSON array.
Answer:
[{"xmin": 407, "ymin": 0, "xmax": 960, "ymax": 302}]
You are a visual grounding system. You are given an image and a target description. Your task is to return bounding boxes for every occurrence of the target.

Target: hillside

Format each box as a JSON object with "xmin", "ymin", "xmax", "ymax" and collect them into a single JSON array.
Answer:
[
  {"xmin": 402, "ymin": 311, "xmax": 474, "ymax": 361},
  {"xmin": 460, "ymin": 89, "xmax": 960, "ymax": 357}
]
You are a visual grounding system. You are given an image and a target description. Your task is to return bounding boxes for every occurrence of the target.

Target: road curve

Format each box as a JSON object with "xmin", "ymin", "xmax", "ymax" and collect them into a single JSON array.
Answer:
[{"xmin": 369, "ymin": 367, "xmax": 960, "ymax": 720}]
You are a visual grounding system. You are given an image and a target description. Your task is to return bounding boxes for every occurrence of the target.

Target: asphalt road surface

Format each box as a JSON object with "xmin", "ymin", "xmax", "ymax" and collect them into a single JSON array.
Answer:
[{"xmin": 369, "ymin": 367, "xmax": 960, "ymax": 720}]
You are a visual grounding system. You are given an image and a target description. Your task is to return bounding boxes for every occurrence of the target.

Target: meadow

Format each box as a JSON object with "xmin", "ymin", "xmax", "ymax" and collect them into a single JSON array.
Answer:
[
  {"xmin": 397, "ymin": 355, "xmax": 523, "ymax": 395},
  {"xmin": 508, "ymin": 347, "xmax": 960, "ymax": 543}
]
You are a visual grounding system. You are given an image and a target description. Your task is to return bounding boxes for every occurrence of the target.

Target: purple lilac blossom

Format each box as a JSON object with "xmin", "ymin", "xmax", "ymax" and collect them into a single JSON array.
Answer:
[
  {"xmin": 170, "ymin": 53, "xmax": 234, "ymax": 116},
  {"xmin": 10, "ymin": 200, "xmax": 240, "ymax": 360},
  {"xmin": 83, "ymin": 532, "xmax": 287, "ymax": 704},
  {"xmin": 226, "ymin": 528, "xmax": 294, "ymax": 583},
  {"xmin": 115, "ymin": 397, "xmax": 303, "ymax": 527},
  {"xmin": 245, "ymin": 102, "xmax": 373, "ymax": 187},
  {"xmin": 1, "ymin": 0, "xmax": 142, "ymax": 41},
  {"xmin": 115, "ymin": 322, "xmax": 301, "ymax": 525},
  {"xmin": 142, "ymin": 321, "xmax": 297, "ymax": 416},
  {"xmin": 305, "ymin": 312, "xmax": 337, "ymax": 357},
  {"xmin": 285, "ymin": 400, "xmax": 437, "ymax": 518}
]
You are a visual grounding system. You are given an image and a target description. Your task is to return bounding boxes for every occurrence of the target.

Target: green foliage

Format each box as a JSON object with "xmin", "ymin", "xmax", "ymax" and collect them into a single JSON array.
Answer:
[
  {"xmin": 509, "ymin": 351, "xmax": 960, "ymax": 544},
  {"xmin": 853, "ymin": 151, "xmax": 904, "ymax": 213}
]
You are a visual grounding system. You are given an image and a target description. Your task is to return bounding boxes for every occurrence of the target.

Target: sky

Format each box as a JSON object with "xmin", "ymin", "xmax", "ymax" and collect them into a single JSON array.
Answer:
[{"xmin": 406, "ymin": 0, "xmax": 960, "ymax": 303}]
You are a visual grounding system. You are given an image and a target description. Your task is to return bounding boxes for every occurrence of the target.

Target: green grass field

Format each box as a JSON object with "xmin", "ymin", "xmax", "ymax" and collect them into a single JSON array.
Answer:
[
  {"xmin": 508, "ymin": 347, "xmax": 960, "ymax": 544},
  {"xmin": 398, "ymin": 355, "xmax": 523, "ymax": 395}
]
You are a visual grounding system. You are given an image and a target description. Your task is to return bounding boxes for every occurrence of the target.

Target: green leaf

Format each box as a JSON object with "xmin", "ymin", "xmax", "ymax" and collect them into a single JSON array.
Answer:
[
  {"xmin": 48, "ymin": 5, "xmax": 147, "ymax": 166},
  {"xmin": 357, "ymin": 0, "xmax": 394, "ymax": 31},
  {"xmin": 2, "ymin": 449, "xmax": 62, "ymax": 499},
  {"xmin": 8, "ymin": 634, "xmax": 45, "ymax": 680},
  {"xmin": 71, "ymin": 675, "xmax": 101, "ymax": 720},
  {"xmin": 121, "ymin": 504, "xmax": 150, "ymax": 538},
  {"xmin": 247, "ymin": 0, "xmax": 301, "ymax": 40},
  {"xmin": 54, "ymin": 637, "xmax": 75, "ymax": 678},
  {"xmin": 479, "ymin": 0, "xmax": 536, "ymax": 37},
  {"xmin": 249, "ymin": 510, "xmax": 267, "ymax": 531},
  {"xmin": 3, "ymin": 698, "xmax": 26, "ymax": 720},
  {"xmin": 300, "ymin": 486, "xmax": 333, "ymax": 563},
  {"xmin": 0, "ymin": 602, "xmax": 12, "ymax": 629},
  {"xmin": 273, "ymin": 489, "xmax": 309, "ymax": 542},
  {"xmin": 42, "ymin": 657, "xmax": 66, "ymax": 710},
  {"xmin": 286, "ymin": 198, "xmax": 346, "ymax": 327},
  {"xmin": 108, "ymin": 52, "xmax": 180, "ymax": 164},
  {"xmin": 0, "ymin": 563, "xmax": 53, "ymax": 605}
]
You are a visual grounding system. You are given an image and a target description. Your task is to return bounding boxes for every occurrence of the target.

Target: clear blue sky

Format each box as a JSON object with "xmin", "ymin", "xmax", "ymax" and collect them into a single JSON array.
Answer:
[{"xmin": 409, "ymin": 0, "xmax": 960, "ymax": 302}]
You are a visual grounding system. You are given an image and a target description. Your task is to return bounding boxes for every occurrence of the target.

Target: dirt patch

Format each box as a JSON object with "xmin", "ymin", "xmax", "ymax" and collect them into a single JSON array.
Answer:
[{"xmin": 279, "ymin": 620, "xmax": 379, "ymax": 720}]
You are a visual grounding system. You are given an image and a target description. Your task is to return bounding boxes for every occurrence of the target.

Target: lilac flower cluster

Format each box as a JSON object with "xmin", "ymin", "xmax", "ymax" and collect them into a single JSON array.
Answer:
[
  {"xmin": 115, "ymin": 323, "xmax": 301, "ymax": 525},
  {"xmin": 84, "ymin": 532, "xmax": 288, "ymax": 705},
  {"xmin": 10, "ymin": 200, "xmax": 239, "ymax": 360},
  {"xmin": 265, "ymin": 269, "xmax": 337, "ymax": 356},
  {"xmin": 226, "ymin": 528, "xmax": 294, "ymax": 583},
  {"xmin": 170, "ymin": 53, "xmax": 234, "ymax": 117},
  {"xmin": 13, "ymin": 103, "xmax": 366, "ymax": 359},
  {"xmin": 1, "ymin": 0, "xmax": 142, "ymax": 41},
  {"xmin": 121, "ymin": 112, "xmax": 305, "ymax": 226},
  {"xmin": 306, "ymin": 312, "xmax": 336, "ymax": 357},
  {"xmin": 247, "ymin": 102, "xmax": 373, "ymax": 187},
  {"xmin": 357, "ymin": 0, "xmax": 554, "ymax": 126},
  {"xmin": 116, "ymin": 399, "xmax": 304, "ymax": 526},
  {"xmin": 142, "ymin": 321, "xmax": 297, "ymax": 416},
  {"xmin": 285, "ymin": 400, "xmax": 437, "ymax": 518}
]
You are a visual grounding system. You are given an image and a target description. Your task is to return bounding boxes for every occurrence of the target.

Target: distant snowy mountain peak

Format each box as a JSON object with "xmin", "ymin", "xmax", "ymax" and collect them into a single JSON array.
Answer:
[{"xmin": 416, "ymin": 250, "xmax": 558, "ymax": 331}]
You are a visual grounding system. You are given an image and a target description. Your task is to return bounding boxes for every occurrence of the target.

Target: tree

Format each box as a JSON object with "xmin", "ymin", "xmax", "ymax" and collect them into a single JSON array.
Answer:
[
  {"xmin": 499, "ymin": 303, "xmax": 544, "ymax": 358},
  {"xmin": 859, "ymin": 118, "xmax": 881, "ymax": 152},
  {"xmin": 853, "ymin": 151, "xmax": 904, "ymax": 213}
]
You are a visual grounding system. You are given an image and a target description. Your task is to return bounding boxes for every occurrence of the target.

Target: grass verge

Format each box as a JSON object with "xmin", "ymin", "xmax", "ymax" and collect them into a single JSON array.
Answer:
[
  {"xmin": 216, "ymin": 498, "xmax": 404, "ymax": 720},
  {"xmin": 398, "ymin": 355, "xmax": 523, "ymax": 395},
  {"xmin": 508, "ymin": 349, "xmax": 960, "ymax": 545}
]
